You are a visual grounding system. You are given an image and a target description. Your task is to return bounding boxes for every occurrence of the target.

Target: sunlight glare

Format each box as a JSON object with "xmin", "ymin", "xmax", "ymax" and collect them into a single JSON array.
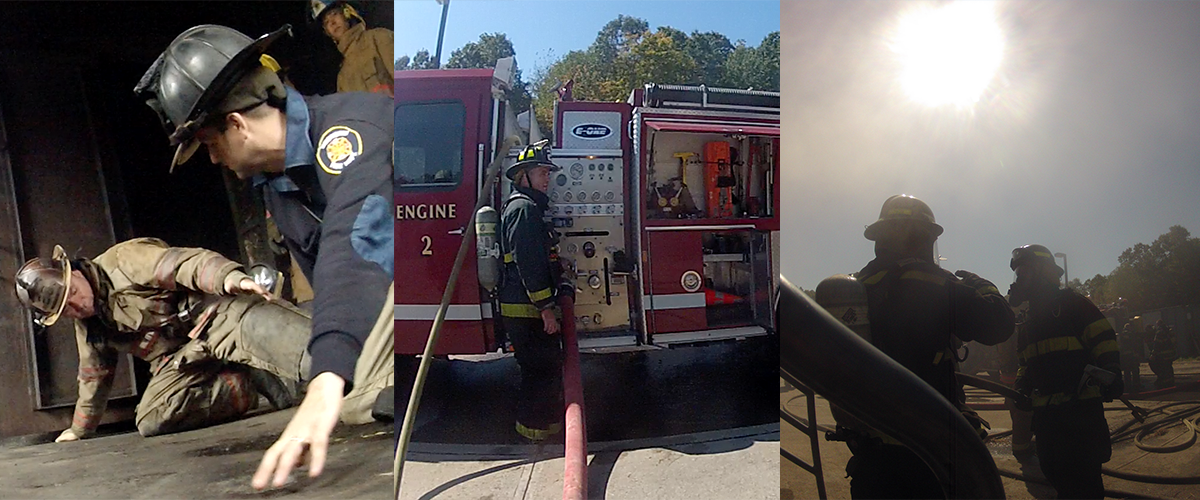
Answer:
[{"xmin": 892, "ymin": 1, "xmax": 1005, "ymax": 108}]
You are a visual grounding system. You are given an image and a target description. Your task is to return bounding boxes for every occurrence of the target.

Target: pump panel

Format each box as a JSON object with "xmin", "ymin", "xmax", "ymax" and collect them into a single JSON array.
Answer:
[{"xmin": 549, "ymin": 155, "xmax": 631, "ymax": 333}]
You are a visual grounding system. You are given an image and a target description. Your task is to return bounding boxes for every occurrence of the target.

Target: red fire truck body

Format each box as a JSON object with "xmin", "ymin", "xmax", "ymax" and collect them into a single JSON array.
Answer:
[{"xmin": 395, "ymin": 66, "xmax": 779, "ymax": 355}]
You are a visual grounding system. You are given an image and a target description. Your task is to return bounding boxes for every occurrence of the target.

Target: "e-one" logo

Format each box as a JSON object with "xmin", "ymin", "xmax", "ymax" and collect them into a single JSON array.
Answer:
[{"xmin": 571, "ymin": 124, "xmax": 612, "ymax": 140}]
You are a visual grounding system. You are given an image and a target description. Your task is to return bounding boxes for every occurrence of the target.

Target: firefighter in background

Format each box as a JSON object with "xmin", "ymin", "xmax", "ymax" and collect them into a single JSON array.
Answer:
[
  {"xmin": 839, "ymin": 194, "xmax": 1015, "ymax": 499},
  {"xmin": 499, "ymin": 142, "xmax": 571, "ymax": 443},
  {"xmin": 1148, "ymin": 319, "xmax": 1177, "ymax": 388},
  {"xmin": 14, "ymin": 239, "xmax": 309, "ymax": 440},
  {"xmin": 1009, "ymin": 244, "xmax": 1122, "ymax": 499},
  {"xmin": 1119, "ymin": 322, "xmax": 1143, "ymax": 392},
  {"xmin": 133, "ymin": 24, "xmax": 394, "ymax": 489},
  {"xmin": 311, "ymin": 0, "xmax": 394, "ymax": 96}
]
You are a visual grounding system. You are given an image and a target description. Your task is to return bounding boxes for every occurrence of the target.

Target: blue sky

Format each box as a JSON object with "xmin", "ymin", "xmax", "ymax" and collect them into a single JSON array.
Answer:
[
  {"xmin": 395, "ymin": 1, "xmax": 780, "ymax": 72},
  {"xmin": 781, "ymin": 1, "xmax": 1200, "ymax": 293}
]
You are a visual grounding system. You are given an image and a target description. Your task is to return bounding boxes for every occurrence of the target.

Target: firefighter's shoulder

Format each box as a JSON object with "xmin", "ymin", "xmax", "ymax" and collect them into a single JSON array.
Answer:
[
  {"xmin": 503, "ymin": 191, "xmax": 536, "ymax": 213},
  {"xmin": 306, "ymin": 93, "xmax": 391, "ymax": 179}
]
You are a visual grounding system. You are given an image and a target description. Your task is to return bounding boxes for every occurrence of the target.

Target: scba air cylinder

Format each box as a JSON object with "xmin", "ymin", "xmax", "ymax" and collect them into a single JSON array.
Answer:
[{"xmin": 475, "ymin": 206, "xmax": 501, "ymax": 291}]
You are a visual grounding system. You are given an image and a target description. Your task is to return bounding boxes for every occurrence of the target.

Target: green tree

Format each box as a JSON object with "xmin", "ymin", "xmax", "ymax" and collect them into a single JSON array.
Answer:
[
  {"xmin": 682, "ymin": 31, "xmax": 734, "ymax": 86},
  {"xmin": 396, "ymin": 49, "xmax": 438, "ymax": 70},
  {"xmin": 720, "ymin": 32, "xmax": 780, "ymax": 91},
  {"xmin": 445, "ymin": 33, "xmax": 532, "ymax": 115},
  {"xmin": 591, "ymin": 15, "xmax": 650, "ymax": 64},
  {"xmin": 1105, "ymin": 226, "xmax": 1200, "ymax": 311}
]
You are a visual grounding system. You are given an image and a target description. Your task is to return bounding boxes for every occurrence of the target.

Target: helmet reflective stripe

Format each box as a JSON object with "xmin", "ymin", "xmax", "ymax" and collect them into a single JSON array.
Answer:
[{"xmin": 1010, "ymin": 244, "xmax": 1063, "ymax": 277}]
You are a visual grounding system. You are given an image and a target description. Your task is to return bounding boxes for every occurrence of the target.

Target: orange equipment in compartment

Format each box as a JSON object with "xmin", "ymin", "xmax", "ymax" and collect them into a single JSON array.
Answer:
[
  {"xmin": 705, "ymin": 287, "xmax": 744, "ymax": 306},
  {"xmin": 704, "ymin": 141, "xmax": 734, "ymax": 218}
]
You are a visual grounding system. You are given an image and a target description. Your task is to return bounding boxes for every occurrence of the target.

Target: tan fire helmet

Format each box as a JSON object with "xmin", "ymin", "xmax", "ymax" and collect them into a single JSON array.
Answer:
[{"xmin": 14, "ymin": 245, "xmax": 72, "ymax": 327}]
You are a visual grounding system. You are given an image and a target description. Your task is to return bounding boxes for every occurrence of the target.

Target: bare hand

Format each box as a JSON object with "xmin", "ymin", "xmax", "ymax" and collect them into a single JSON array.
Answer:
[
  {"xmin": 251, "ymin": 372, "xmax": 345, "ymax": 490},
  {"xmin": 541, "ymin": 308, "xmax": 560, "ymax": 335},
  {"xmin": 55, "ymin": 429, "xmax": 79, "ymax": 443},
  {"xmin": 227, "ymin": 277, "xmax": 273, "ymax": 301}
]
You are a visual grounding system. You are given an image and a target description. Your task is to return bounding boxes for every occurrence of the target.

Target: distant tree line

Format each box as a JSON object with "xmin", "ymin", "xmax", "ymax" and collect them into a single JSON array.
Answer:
[
  {"xmin": 397, "ymin": 15, "xmax": 780, "ymax": 136},
  {"xmin": 1074, "ymin": 225, "xmax": 1200, "ymax": 313}
]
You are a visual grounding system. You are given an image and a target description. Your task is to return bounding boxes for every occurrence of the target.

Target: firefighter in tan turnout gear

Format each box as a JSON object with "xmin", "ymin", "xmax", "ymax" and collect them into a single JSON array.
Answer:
[
  {"xmin": 14, "ymin": 238, "xmax": 311, "ymax": 441},
  {"xmin": 311, "ymin": 0, "xmax": 394, "ymax": 95}
]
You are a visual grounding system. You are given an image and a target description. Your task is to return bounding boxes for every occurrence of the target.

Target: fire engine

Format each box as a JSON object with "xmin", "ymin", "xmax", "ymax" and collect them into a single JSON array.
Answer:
[{"xmin": 394, "ymin": 58, "xmax": 780, "ymax": 354}]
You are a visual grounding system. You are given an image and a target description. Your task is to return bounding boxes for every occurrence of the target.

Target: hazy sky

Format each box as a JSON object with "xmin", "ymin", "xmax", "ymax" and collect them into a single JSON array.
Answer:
[
  {"xmin": 781, "ymin": 0, "xmax": 1200, "ymax": 294},
  {"xmin": 395, "ymin": 0, "xmax": 780, "ymax": 73}
]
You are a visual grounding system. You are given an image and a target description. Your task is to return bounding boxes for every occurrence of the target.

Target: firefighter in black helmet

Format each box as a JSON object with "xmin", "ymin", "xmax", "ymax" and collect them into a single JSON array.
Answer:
[
  {"xmin": 498, "ymin": 141, "xmax": 570, "ymax": 443},
  {"xmin": 840, "ymin": 194, "xmax": 1015, "ymax": 499},
  {"xmin": 133, "ymin": 24, "xmax": 394, "ymax": 489},
  {"xmin": 1009, "ymin": 244, "xmax": 1121, "ymax": 499}
]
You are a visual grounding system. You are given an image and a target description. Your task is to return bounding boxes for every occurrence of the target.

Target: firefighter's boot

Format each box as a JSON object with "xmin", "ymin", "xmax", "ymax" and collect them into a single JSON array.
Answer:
[
  {"xmin": 248, "ymin": 367, "xmax": 297, "ymax": 410},
  {"xmin": 371, "ymin": 385, "xmax": 395, "ymax": 421}
]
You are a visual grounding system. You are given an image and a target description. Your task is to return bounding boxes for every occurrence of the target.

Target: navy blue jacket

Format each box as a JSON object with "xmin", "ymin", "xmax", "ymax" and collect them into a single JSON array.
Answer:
[{"xmin": 258, "ymin": 88, "xmax": 393, "ymax": 392}]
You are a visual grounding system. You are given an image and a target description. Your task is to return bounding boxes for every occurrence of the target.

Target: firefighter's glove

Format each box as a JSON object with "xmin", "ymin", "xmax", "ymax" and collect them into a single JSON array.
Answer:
[
  {"xmin": 1102, "ymin": 377, "xmax": 1125, "ymax": 403},
  {"xmin": 174, "ymin": 339, "xmax": 218, "ymax": 372},
  {"xmin": 955, "ymin": 270, "xmax": 999, "ymax": 295}
]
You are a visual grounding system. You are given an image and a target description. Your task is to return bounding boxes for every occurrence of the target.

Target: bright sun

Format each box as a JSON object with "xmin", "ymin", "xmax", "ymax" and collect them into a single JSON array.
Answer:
[{"xmin": 891, "ymin": 1, "xmax": 1005, "ymax": 108}]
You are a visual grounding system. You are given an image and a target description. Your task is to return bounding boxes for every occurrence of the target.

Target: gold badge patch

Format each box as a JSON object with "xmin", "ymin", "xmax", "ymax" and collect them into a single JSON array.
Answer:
[{"xmin": 317, "ymin": 126, "xmax": 364, "ymax": 175}]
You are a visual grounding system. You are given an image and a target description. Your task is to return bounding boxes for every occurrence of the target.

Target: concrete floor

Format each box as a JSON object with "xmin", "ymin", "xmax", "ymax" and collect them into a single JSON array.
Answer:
[
  {"xmin": 782, "ymin": 361, "xmax": 1200, "ymax": 499},
  {"xmin": 0, "ymin": 409, "xmax": 393, "ymax": 499}
]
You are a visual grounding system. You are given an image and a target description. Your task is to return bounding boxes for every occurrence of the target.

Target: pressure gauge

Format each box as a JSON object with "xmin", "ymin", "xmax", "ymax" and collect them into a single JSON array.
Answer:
[
  {"xmin": 604, "ymin": 191, "xmax": 615, "ymax": 201},
  {"xmin": 550, "ymin": 192, "xmax": 558, "ymax": 202},
  {"xmin": 563, "ymin": 191, "xmax": 573, "ymax": 202},
  {"xmin": 570, "ymin": 163, "xmax": 585, "ymax": 179},
  {"xmin": 591, "ymin": 191, "xmax": 602, "ymax": 202},
  {"xmin": 556, "ymin": 174, "xmax": 568, "ymax": 187}
]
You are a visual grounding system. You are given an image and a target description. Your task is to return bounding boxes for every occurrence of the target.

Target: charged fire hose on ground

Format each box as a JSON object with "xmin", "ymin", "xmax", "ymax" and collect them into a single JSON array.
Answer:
[
  {"xmin": 393, "ymin": 135, "xmax": 521, "ymax": 499},
  {"xmin": 778, "ymin": 276, "xmax": 1007, "ymax": 499},
  {"xmin": 955, "ymin": 372, "xmax": 1200, "ymax": 486},
  {"xmin": 559, "ymin": 296, "xmax": 588, "ymax": 500}
]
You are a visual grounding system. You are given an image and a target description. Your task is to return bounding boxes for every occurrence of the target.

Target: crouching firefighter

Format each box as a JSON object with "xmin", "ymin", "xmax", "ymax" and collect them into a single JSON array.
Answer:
[
  {"xmin": 498, "ymin": 141, "xmax": 574, "ymax": 443},
  {"xmin": 15, "ymin": 238, "xmax": 311, "ymax": 440},
  {"xmin": 829, "ymin": 194, "xmax": 1015, "ymax": 499}
]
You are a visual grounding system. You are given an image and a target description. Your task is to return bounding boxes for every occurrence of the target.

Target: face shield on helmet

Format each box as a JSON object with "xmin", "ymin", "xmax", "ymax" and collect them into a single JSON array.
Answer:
[
  {"xmin": 14, "ymin": 245, "xmax": 72, "ymax": 327},
  {"xmin": 1008, "ymin": 244, "xmax": 1064, "ymax": 305}
]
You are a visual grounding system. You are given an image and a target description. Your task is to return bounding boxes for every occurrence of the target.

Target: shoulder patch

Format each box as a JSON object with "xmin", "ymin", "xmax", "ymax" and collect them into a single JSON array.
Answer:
[{"xmin": 316, "ymin": 125, "xmax": 364, "ymax": 175}]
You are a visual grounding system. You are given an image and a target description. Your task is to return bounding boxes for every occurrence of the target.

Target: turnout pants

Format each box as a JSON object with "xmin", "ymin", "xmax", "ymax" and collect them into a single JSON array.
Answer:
[
  {"xmin": 1032, "ymin": 401, "xmax": 1111, "ymax": 499},
  {"xmin": 340, "ymin": 283, "xmax": 395, "ymax": 424},
  {"xmin": 1149, "ymin": 359, "xmax": 1175, "ymax": 389},
  {"xmin": 504, "ymin": 315, "xmax": 564, "ymax": 440},
  {"xmin": 135, "ymin": 296, "xmax": 312, "ymax": 436}
]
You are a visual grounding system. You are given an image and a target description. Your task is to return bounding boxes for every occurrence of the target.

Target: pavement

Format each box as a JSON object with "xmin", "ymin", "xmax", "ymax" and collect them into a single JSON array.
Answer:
[
  {"xmin": 399, "ymin": 337, "xmax": 781, "ymax": 499},
  {"xmin": 782, "ymin": 360, "xmax": 1200, "ymax": 500},
  {"xmin": 400, "ymin": 424, "xmax": 779, "ymax": 500}
]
